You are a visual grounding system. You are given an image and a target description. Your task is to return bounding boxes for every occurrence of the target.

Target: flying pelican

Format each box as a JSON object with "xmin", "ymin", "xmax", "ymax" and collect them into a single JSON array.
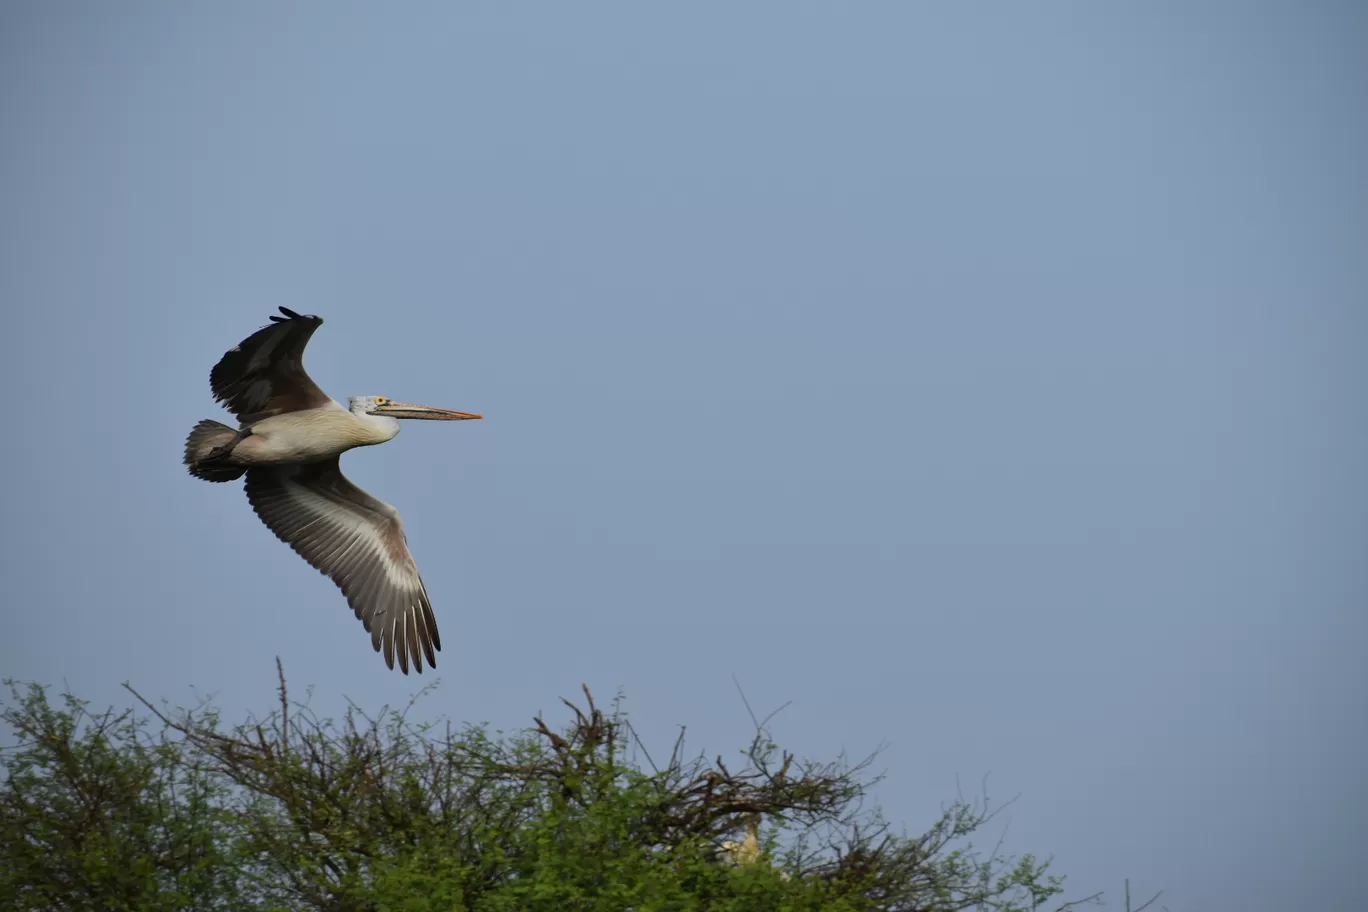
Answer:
[{"xmin": 183, "ymin": 306, "xmax": 482, "ymax": 674}]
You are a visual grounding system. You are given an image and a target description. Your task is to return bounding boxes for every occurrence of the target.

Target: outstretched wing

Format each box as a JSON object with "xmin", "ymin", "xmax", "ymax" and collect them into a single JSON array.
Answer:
[
  {"xmin": 210, "ymin": 306, "xmax": 331, "ymax": 424},
  {"xmin": 244, "ymin": 458, "xmax": 443, "ymax": 674}
]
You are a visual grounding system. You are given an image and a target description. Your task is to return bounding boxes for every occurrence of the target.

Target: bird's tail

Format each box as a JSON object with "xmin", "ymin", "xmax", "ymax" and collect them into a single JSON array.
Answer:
[{"xmin": 184, "ymin": 419, "xmax": 246, "ymax": 482}]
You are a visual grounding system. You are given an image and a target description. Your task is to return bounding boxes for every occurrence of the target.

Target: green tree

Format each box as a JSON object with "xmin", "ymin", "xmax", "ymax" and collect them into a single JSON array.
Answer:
[{"xmin": 3, "ymin": 664, "xmax": 1076, "ymax": 911}]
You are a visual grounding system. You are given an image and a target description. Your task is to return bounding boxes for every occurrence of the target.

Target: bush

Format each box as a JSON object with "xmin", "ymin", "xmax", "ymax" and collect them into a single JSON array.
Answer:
[{"xmin": 2, "ymin": 664, "xmax": 1071, "ymax": 911}]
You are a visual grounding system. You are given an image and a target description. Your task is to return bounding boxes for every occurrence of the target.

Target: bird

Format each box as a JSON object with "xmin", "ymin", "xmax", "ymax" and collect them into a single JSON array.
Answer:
[
  {"xmin": 718, "ymin": 818, "xmax": 761, "ymax": 867},
  {"xmin": 717, "ymin": 815, "xmax": 791, "ymax": 880},
  {"xmin": 183, "ymin": 306, "xmax": 482, "ymax": 674}
]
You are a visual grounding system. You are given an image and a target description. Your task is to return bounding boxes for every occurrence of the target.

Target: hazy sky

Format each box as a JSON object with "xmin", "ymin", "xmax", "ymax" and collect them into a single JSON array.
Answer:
[{"xmin": 2, "ymin": 4, "xmax": 1363, "ymax": 909}]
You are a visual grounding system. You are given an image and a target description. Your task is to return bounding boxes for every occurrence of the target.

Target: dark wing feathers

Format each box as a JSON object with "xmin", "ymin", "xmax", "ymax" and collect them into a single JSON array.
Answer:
[
  {"xmin": 210, "ymin": 306, "xmax": 331, "ymax": 423},
  {"xmin": 245, "ymin": 459, "xmax": 442, "ymax": 674},
  {"xmin": 269, "ymin": 306, "xmax": 304, "ymax": 323}
]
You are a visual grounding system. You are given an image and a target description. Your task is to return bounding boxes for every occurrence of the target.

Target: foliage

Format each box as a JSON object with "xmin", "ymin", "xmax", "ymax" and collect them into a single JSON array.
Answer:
[{"xmin": 2, "ymin": 664, "xmax": 1076, "ymax": 911}]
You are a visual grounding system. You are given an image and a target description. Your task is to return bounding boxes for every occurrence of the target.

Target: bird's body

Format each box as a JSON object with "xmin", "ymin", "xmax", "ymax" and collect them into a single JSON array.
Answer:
[
  {"xmin": 229, "ymin": 401, "xmax": 398, "ymax": 465},
  {"xmin": 184, "ymin": 307, "xmax": 482, "ymax": 674}
]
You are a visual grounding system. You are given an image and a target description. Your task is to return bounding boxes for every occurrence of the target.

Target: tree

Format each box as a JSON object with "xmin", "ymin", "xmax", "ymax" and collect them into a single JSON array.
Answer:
[{"xmin": 2, "ymin": 663, "xmax": 1075, "ymax": 911}]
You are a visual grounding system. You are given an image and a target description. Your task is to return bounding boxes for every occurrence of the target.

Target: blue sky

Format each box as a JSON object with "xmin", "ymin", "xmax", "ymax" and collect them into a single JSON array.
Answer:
[{"xmin": 2, "ymin": 4, "xmax": 1364, "ymax": 909}]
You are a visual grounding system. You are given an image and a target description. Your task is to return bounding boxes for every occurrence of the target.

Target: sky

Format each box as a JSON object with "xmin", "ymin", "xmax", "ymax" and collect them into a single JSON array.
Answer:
[{"xmin": 1, "ymin": 3, "xmax": 1364, "ymax": 909}]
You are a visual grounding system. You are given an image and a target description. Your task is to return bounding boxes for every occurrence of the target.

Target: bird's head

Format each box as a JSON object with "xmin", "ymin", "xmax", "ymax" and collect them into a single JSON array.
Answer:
[{"xmin": 349, "ymin": 396, "xmax": 483, "ymax": 421}]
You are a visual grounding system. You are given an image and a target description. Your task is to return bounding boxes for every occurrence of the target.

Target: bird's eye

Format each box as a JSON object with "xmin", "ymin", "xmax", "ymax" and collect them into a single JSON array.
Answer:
[{"xmin": 376, "ymin": 397, "xmax": 388, "ymax": 405}]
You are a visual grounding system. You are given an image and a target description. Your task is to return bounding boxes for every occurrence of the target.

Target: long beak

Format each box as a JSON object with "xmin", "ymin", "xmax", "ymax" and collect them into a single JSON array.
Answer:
[{"xmin": 376, "ymin": 402, "xmax": 483, "ymax": 421}]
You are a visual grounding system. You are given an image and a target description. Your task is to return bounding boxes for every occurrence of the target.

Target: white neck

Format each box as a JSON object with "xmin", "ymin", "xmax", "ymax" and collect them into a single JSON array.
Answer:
[{"xmin": 349, "ymin": 406, "xmax": 401, "ymax": 445}]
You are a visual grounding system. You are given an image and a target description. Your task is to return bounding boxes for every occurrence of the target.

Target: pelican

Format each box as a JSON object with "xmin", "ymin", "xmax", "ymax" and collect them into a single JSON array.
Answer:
[
  {"xmin": 717, "ymin": 815, "xmax": 790, "ymax": 880},
  {"xmin": 183, "ymin": 306, "xmax": 482, "ymax": 674}
]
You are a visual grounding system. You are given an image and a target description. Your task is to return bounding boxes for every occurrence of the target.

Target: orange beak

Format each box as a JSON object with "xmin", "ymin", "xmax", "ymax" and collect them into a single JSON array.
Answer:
[{"xmin": 375, "ymin": 402, "xmax": 483, "ymax": 421}]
